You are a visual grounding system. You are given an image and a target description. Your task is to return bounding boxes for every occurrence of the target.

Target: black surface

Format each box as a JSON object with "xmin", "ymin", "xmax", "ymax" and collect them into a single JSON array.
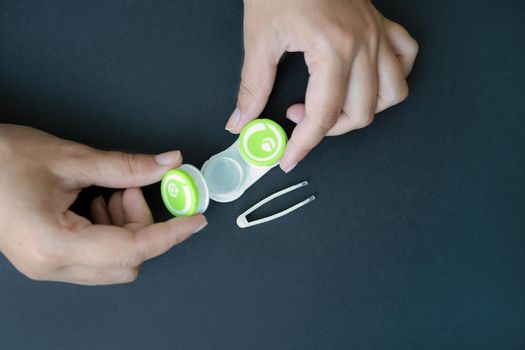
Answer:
[{"xmin": 1, "ymin": 1, "xmax": 524, "ymax": 349}]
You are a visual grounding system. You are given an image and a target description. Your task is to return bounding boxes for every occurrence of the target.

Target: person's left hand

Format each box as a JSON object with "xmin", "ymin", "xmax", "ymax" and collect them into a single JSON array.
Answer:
[{"xmin": 0, "ymin": 124, "xmax": 206, "ymax": 285}]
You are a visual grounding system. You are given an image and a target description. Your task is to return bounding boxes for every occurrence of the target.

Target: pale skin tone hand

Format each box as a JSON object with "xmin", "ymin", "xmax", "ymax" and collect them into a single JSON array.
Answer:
[
  {"xmin": 0, "ymin": 124, "xmax": 207, "ymax": 285},
  {"xmin": 226, "ymin": 0, "xmax": 418, "ymax": 172}
]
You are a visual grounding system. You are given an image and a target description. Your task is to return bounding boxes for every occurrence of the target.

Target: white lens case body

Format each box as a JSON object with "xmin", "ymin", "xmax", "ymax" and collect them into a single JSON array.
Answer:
[{"xmin": 201, "ymin": 140, "xmax": 274, "ymax": 203}]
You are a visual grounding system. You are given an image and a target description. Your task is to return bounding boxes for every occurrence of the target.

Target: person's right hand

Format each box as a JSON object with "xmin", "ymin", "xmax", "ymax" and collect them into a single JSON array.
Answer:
[
  {"xmin": 0, "ymin": 124, "xmax": 207, "ymax": 285},
  {"xmin": 227, "ymin": 0, "xmax": 418, "ymax": 172}
]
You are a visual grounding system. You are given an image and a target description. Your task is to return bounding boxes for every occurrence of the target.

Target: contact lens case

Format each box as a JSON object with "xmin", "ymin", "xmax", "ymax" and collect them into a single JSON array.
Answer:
[{"xmin": 160, "ymin": 119, "xmax": 287, "ymax": 217}]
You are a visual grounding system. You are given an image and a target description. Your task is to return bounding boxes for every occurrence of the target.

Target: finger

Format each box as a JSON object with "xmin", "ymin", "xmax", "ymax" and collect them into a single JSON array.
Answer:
[
  {"xmin": 63, "ymin": 147, "xmax": 183, "ymax": 189},
  {"xmin": 384, "ymin": 20, "xmax": 419, "ymax": 77},
  {"xmin": 89, "ymin": 196, "xmax": 111, "ymax": 225},
  {"xmin": 108, "ymin": 191, "xmax": 125, "ymax": 226},
  {"xmin": 324, "ymin": 50, "xmax": 379, "ymax": 136},
  {"xmin": 285, "ymin": 104, "xmax": 306, "ymax": 124},
  {"xmin": 226, "ymin": 39, "xmax": 281, "ymax": 133},
  {"xmin": 286, "ymin": 43, "xmax": 408, "ymax": 119},
  {"xmin": 279, "ymin": 53, "xmax": 349, "ymax": 172},
  {"xmin": 133, "ymin": 214, "xmax": 207, "ymax": 261},
  {"xmin": 375, "ymin": 41, "xmax": 409, "ymax": 114},
  {"xmin": 70, "ymin": 215, "xmax": 207, "ymax": 268},
  {"xmin": 121, "ymin": 187, "xmax": 154, "ymax": 230},
  {"xmin": 54, "ymin": 266, "xmax": 139, "ymax": 286}
]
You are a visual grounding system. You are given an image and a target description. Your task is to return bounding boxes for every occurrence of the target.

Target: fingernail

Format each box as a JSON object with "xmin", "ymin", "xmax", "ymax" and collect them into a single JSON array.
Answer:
[
  {"xmin": 281, "ymin": 162, "xmax": 297, "ymax": 173},
  {"xmin": 193, "ymin": 221, "xmax": 208, "ymax": 234},
  {"xmin": 154, "ymin": 150, "xmax": 181, "ymax": 166},
  {"xmin": 225, "ymin": 108, "xmax": 240, "ymax": 132}
]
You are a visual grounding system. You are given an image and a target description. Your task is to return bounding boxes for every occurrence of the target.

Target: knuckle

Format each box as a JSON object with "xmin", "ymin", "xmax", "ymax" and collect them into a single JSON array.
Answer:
[
  {"xmin": 126, "ymin": 269, "xmax": 140, "ymax": 283},
  {"xmin": 360, "ymin": 20, "xmax": 380, "ymax": 46},
  {"xmin": 331, "ymin": 29, "xmax": 358, "ymax": 60},
  {"xmin": 288, "ymin": 139, "xmax": 312, "ymax": 156},
  {"xmin": 407, "ymin": 38, "xmax": 419, "ymax": 58},
  {"xmin": 353, "ymin": 113, "xmax": 375, "ymax": 130},
  {"xmin": 388, "ymin": 21, "xmax": 419, "ymax": 58},
  {"xmin": 119, "ymin": 239, "xmax": 146, "ymax": 267},
  {"xmin": 115, "ymin": 269, "xmax": 139, "ymax": 284},
  {"xmin": 116, "ymin": 234, "xmax": 148, "ymax": 268},
  {"xmin": 87, "ymin": 269, "xmax": 111, "ymax": 285},
  {"xmin": 165, "ymin": 221, "xmax": 191, "ymax": 247},
  {"xmin": 49, "ymin": 142, "xmax": 92, "ymax": 178},
  {"xmin": 399, "ymin": 83, "xmax": 410, "ymax": 101},
  {"xmin": 58, "ymin": 141, "xmax": 91, "ymax": 159},
  {"xmin": 58, "ymin": 145, "xmax": 95, "ymax": 174},
  {"xmin": 389, "ymin": 21, "xmax": 405, "ymax": 34},
  {"xmin": 238, "ymin": 78, "xmax": 255, "ymax": 98},
  {"xmin": 118, "ymin": 252, "xmax": 143, "ymax": 268},
  {"xmin": 115, "ymin": 152, "xmax": 139, "ymax": 177},
  {"xmin": 312, "ymin": 19, "xmax": 380, "ymax": 68},
  {"xmin": 88, "ymin": 268, "xmax": 139, "ymax": 285},
  {"xmin": 384, "ymin": 82, "xmax": 409, "ymax": 106},
  {"xmin": 27, "ymin": 241, "xmax": 62, "ymax": 267},
  {"xmin": 394, "ymin": 83, "xmax": 409, "ymax": 104},
  {"xmin": 165, "ymin": 228, "xmax": 184, "ymax": 248},
  {"xmin": 307, "ymin": 114, "xmax": 337, "ymax": 131},
  {"xmin": 238, "ymin": 77, "xmax": 267, "ymax": 107},
  {"xmin": 331, "ymin": 18, "xmax": 378, "ymax": 53},
  {"xmin": 314, "ymin": 30, "xmax": 356, "ymax": 64},
  {"xmin": 171, "ymin": 233, "xmax": 186, "ymax": 246},
  {"xmin": 389, "ymin": 21, "xmax": 410, "ymax": 40}
]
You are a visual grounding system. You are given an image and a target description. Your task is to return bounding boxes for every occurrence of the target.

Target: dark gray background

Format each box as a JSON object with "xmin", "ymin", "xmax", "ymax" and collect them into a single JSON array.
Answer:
[{"xmin": 1, "ymin": 0, "xmax": 524, "ymax": 349}]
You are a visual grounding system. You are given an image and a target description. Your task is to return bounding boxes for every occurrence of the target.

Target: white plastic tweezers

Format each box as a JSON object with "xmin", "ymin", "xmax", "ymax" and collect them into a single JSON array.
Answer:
[{"xmin": 236, "ymin": 181, "xmax": 315, "ymax": 228}]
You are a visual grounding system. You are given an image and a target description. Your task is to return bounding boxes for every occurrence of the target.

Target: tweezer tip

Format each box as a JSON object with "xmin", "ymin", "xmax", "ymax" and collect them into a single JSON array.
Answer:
[{"xmin": 236, "ymin": 215, "xmax": 249, "ymax": 228}]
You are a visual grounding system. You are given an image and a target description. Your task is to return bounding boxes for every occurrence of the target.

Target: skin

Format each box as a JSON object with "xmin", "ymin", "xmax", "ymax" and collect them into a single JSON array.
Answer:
[
  {"xmin": 1, "ymin": 0, "xmax": 417, "ymax": 285},
  {"xmin": 226, "ymin": 0, "xmax": 418, "ymax": 172},
  {"xmin": 0, "ymin": 125, "xmax": 207, "ymax": 285}
]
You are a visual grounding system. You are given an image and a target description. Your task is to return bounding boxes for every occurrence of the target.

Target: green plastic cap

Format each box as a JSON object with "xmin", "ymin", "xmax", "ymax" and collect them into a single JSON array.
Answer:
[
  {"xmin": 161, "ymin": 168, "xmax": 199, "ymax": 216},
  {"xmin": 238, "ymin": 118, "xmax": 287, "ymax": 167}
]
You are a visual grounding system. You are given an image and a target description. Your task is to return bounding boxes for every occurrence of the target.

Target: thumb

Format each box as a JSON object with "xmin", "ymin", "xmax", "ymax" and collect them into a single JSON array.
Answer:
[
  {"xmin": 68, "ymin": 148, "xmax": 183, "ymax": 188},
  {"xmin": 226, "ymin": 42, "xmax": 280, "ymax": 133}
]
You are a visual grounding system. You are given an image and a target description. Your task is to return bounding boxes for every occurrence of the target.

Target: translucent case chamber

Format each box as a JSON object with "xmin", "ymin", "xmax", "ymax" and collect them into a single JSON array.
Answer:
[{"xmin": 201, "ymin": 140, "xmax": 275, "ymax": 202}]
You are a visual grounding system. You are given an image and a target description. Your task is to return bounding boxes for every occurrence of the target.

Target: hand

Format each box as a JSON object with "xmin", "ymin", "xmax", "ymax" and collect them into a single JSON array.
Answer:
[
  {"xmin": 226, "ymin": 0, "xmax": 418, "ymax": 172},
  {"xmin": 0, "ymin": 124, "xmax": 207, "ymax": 285}
]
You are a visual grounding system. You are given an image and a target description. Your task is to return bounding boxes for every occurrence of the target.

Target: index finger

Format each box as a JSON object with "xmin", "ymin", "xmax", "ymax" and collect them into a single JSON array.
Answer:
[
  {"xmin": 279, "ymin": 54, "xmax": 349, "ymax": 172},
  {"xmin": 68, "ymin": 215, "xmax": 207, "ymax": 268}
]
